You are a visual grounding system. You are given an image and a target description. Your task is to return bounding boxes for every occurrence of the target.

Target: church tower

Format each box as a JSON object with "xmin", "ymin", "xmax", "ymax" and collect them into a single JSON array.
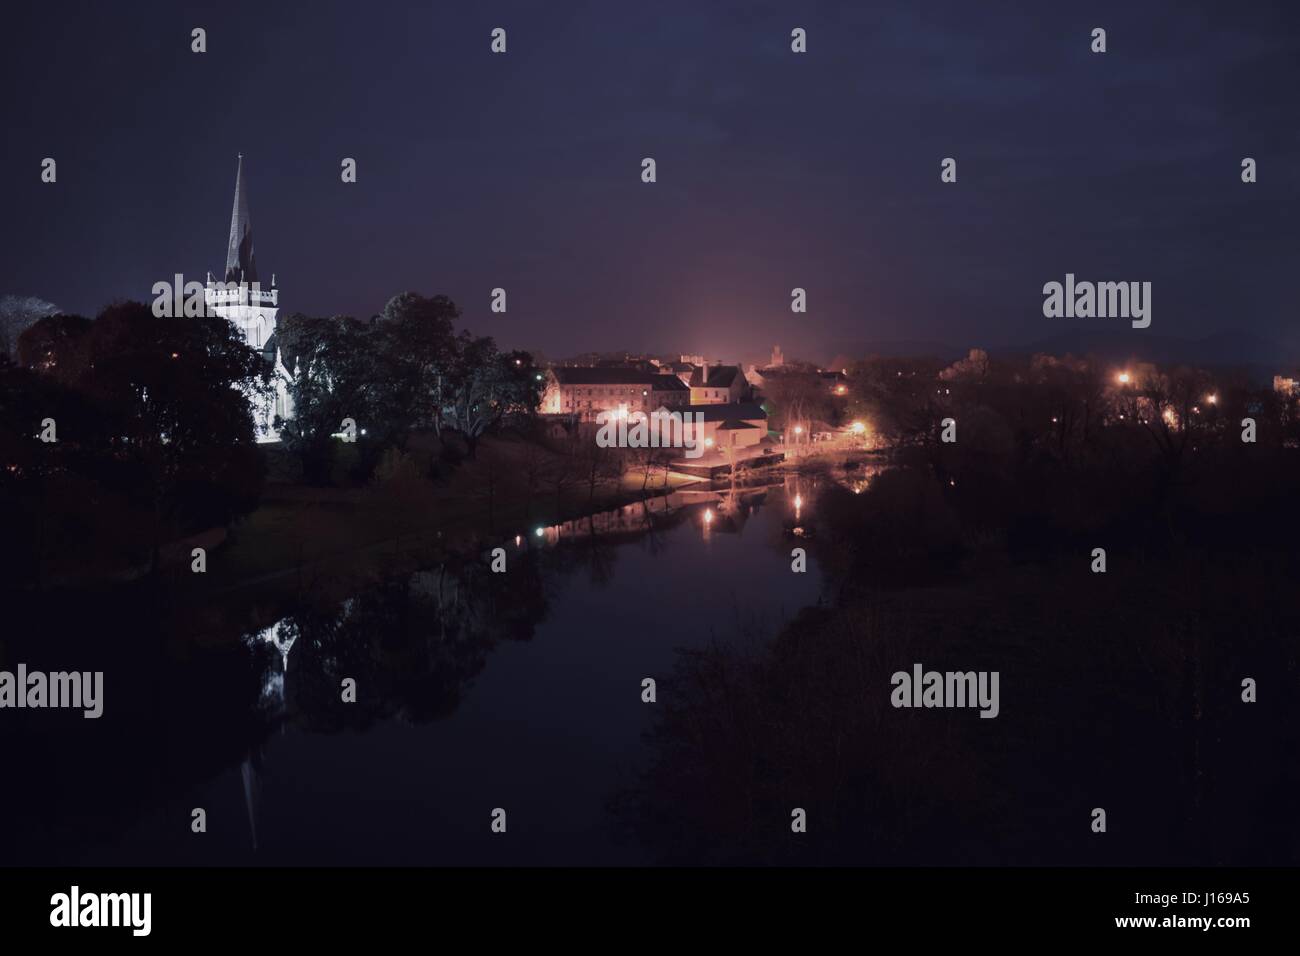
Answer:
[
  {"xmin": 205, "ymin": 155, "xmax": 292, "ymax": 441},
  {"xmin": 206, "ymin": 154, "xmax": 279, "ymax": 351}
]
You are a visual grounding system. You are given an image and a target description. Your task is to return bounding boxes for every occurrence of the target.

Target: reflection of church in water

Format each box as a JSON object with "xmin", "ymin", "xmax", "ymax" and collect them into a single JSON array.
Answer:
[
  {"xmin": 240, "ymin": 617, "xmax": 300, "ymax": 850},
  {"xmin": 204, "ymin": 155, "xmax": 294, "ymax": 442}
]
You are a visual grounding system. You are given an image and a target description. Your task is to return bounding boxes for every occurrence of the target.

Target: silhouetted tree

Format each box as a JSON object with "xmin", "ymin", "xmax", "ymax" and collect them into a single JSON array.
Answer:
[
  {"xmin": 440, "ymin": 335, "xmax": 543, "ymax": 457},
  {"xmin": 277, "ymin": 312, "xmax": 379, "ymax": 483}
]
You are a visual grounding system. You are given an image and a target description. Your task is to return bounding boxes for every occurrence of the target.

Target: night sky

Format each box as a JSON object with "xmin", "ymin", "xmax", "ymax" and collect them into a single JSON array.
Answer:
[{"xmin": 4, "ymin": 0, "xmax": 1299, "ymax": 363}]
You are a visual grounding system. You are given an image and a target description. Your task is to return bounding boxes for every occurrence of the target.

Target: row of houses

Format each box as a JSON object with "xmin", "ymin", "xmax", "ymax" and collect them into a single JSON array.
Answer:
[
  {"xmin": 538, "ymin": 347, "xmax": 861, "ymax": 457},
  {"xmin": 539, "ymin": 357, "xmax": 766, "ymax": 452},
  {"xmin": 542, "ymin": 360, "xmax": 749, "ymax": 411}
]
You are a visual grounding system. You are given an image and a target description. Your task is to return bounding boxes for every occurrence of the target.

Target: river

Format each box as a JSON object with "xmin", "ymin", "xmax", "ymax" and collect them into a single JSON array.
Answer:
[{"xmin": 5, "ymin": 478, "xmax": 828, "ymax": 865}]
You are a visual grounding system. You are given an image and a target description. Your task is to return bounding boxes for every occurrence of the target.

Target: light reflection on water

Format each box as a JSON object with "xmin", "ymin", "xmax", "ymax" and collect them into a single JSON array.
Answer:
[{"xmin": 72, "ymin": 482, "xmax": 827, "ymax": 866}]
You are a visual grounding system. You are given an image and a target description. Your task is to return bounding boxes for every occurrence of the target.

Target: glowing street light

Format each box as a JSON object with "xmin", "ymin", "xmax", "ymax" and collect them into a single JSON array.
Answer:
[
  {"xmin": 851, "ymin": 421, "xmax": 866, "ymax": 434},
  {"xmin": 1117, "ymin": 371, "xmax": 1131, "ymax": 385},
  {"xmin": 1207, "ymin": 394, "xmax": 1218, "ymax": 405}
]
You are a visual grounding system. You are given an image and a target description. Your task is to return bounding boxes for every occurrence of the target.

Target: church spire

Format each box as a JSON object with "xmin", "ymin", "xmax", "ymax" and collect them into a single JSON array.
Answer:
[{"xmin": 224, "ymin": 153, "xmax": 258, "ymax": 284}]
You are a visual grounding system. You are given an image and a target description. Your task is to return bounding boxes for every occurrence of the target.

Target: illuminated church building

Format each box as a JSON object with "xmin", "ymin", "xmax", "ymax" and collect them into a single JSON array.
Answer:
[{"xmin": 204, "ymin": 155, "xmax": 294, "ymax": 442}]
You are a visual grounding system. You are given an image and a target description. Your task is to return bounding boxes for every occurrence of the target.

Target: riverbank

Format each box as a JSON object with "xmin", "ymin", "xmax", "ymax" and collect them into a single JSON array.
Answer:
[{"xmin": 188, "ymin": 432, "xmax": 696, "ymax": 605}]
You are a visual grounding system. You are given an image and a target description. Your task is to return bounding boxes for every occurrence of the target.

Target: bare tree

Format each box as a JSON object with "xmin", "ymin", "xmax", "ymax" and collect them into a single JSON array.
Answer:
[
  {"xmin": 518, "ymin": 440, "xmax": 550, "ymax": 522},
  {"xmin": 545, "ymin": 446, "xmax": 577, "ymax": 517},
  {"xmin": 471, "ymin": 447, "xmax": 502, "ymax": 532},
  {"xmin": 633, "ymin": 445, "xmax": 670, "ymax": 495},
  {"xmin": 576, "ymin": 436, "xmax": 622, "ymax": 508}
]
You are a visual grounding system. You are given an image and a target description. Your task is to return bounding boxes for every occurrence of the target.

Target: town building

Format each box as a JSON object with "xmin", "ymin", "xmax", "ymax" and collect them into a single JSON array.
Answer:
[
  {"xmin": 541, "ymin": 366, "xmax": 690, "ymax": 421},
  {"xmin": 662, "ymin": 360, "xmax": 697, "ymax": 382},
  {"xmin": 693, "ymin": 402, "xmax": 769, "ymax": 452},
  {"xmin": 688, "ymin": 363, "xmax": 748, "ymax": 404}
]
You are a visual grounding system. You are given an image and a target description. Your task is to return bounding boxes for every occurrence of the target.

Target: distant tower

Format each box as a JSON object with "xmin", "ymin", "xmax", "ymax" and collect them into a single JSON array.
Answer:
[
  {"xmin": 770, "ymin": 345, "xmax": 784, "ymax": 367},
  {"xmin": 205, "ymin": 156, "xmax": 293, "ymax": 441}
]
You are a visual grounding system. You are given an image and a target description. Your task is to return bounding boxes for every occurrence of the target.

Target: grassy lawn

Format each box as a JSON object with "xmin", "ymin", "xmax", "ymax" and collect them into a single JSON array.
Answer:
[{"xmin": 207, "ymin": 433, "xmax": 694, "ymax": 594}]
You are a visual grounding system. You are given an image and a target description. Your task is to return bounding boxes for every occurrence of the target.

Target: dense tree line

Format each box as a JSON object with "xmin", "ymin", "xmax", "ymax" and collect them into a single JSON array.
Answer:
[
  {"xmin": 277, "ymin": 292, "xmax": 542, "ymax": 483},
  {"xmin": 1, "ymin": 301, "xmax": 266, "ymax": 584},
  {"xmin": 0, "ymin": 291, "xmax": 541, "ymax": 585}
]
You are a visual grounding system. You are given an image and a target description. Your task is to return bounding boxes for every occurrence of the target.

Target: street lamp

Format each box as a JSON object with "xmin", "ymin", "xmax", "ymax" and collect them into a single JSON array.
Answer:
[{"xmin": 1117, "ymin": 371, "xmax": 1131, "ymax": 385}]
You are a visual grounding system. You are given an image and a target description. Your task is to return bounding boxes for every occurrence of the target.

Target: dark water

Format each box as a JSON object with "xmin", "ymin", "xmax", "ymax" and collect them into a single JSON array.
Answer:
[{"xmin": 2, "ymin": 481, "xmax": 824, "ymax": 866}]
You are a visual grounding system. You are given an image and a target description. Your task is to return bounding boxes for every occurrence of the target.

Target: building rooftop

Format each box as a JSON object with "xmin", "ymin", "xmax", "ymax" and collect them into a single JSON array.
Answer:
[
  {"xmin": 689, "ymin": 365, "xmax": 742, "ymax": 388},
  {"xmin": 651, "ymin": 375, "xmax": 689, "ymax": 391},
  {"xmin": 552, "ymin": 367, "xmax": 657, "ymax": 385},
  {"xmin": 550, "ymin": 367, "xmax": 690, "ymax": 389},
  {"xmin": 695, "ymin": 402, "xmax": 767, "ymax": 422}
]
